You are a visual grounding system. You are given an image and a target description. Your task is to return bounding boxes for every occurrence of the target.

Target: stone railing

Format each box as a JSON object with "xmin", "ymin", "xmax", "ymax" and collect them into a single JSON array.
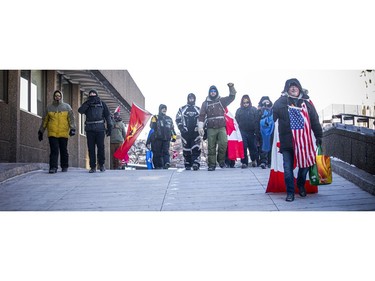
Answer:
[{"xmin": 323, "ymin": 125, "xmax": 375, "ymax": 175}]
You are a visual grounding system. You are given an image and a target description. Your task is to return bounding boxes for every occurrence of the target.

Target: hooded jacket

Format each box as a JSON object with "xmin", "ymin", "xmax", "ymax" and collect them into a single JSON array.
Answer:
[
  {"xmin": 175, "ymin": 93, "xmax": 201, "ymax": 134},
  {"xmin": 150, "ymin": 104, "xmax": 177, "ymax": 141},
  {"xmin": 110, "ymin": 113, "xmax": 126, "ymax": 143},
  {"xmin": 39, "ymin": 90, "xmax": 76, "ymax": 138},
  {"xmin": 235, "ymin": 95, "xmax": 259, "ymax": 133},
  {"xmin": 198, "ymin": 85, "xmax": 236, "ymax": 129},
  {"xmin": 273, "ymin": 78, "xmax": 323, "ymax": 152}
]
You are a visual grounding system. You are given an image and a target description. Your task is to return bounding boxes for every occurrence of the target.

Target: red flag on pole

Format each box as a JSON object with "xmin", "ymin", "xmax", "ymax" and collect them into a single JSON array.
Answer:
[
  {"xmin": 224, "ymin": 108, "xmax": 244, "ymax": 160},
  {"xmin": 114, "ymin": 105, "xmax": 121, "ymax": 114},
  {"xmin": 114, "ymin": 103, "xmax": 152, "ymax": 160}
]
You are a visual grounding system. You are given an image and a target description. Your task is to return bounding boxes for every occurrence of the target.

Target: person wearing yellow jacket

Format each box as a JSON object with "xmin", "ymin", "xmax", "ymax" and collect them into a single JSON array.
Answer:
[{"xmin": 38, "ymin": 90, "xmax": 76, "ymax": 173}]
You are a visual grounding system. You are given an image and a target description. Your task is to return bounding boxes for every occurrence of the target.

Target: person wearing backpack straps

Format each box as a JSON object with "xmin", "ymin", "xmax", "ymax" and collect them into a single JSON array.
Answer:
[
  {"xmin": 198, "ymin": 83, "xmax": 236, "ymax": 171},
  {"xmin": 78, "ymin": 89, "xmax": 112, "ymax": 173}
]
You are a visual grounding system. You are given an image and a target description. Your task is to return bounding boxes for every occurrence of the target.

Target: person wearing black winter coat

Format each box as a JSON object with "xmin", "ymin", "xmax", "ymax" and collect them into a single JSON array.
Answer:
[
  {"xmin": 78, "ymin": 89, "xmax": 112, "ymax": 173},
  {"xmin": 148, "ymin": 104, "xmax": 177, "ymax": 169},
  {"xmin": 175, "ymin": 93, "xmax": 201, "ymax": 170},
  {"xmin": 273, "ymin": 78, "xmax": 323, "ymax": 202},
  {"xmin": 235, "ymin": 95, "xmax": 260, "ymax": 168}
]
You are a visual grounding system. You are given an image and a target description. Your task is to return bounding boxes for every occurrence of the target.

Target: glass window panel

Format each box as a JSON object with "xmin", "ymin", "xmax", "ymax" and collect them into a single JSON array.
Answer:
[
  {"xmin": 80, "ymin": 90, "xmax": 86, "ymax": 135},
  {"xmin": 31, "ymin": 70, "xmax": 45, "ymax": 116},
  {"xmin": 30, "ymin": 82, "xmax": 37, "ymax": 114},
  {"xmin": 20, "ymin": 77, "xmax": 29, "ymax": 111}
]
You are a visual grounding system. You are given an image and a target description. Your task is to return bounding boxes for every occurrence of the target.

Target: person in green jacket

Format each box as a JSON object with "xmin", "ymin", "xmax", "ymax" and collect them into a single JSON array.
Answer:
[
  {"xmin": 110, "ymin": 111, "xmax": 126, "ymax": 169},
  {"xmin": 38, "ymin": 90, "xmax": 76, "ymax": 174}
]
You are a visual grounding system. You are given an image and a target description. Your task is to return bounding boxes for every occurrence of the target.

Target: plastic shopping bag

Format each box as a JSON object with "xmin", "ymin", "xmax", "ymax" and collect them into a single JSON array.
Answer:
[{"xmin": 309, "ymin": 146, "xmax": 332, "ymax": 185}]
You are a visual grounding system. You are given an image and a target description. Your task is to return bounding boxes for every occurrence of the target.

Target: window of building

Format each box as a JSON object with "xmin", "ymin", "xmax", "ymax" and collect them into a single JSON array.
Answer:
[
  {"xmin": 57, "ymin": 73, "xmax": 72, "ymax": 105},
  {"xmin": 80, "ymin": 90, "xmax": 86, "ymax": 135},
  {"xmin": 20, "ymin": 70, "xmax": 46, "ymax": 116},
  {"xmin": 0, "ymin": 70, "xmax": 8, "ymax": 102}
]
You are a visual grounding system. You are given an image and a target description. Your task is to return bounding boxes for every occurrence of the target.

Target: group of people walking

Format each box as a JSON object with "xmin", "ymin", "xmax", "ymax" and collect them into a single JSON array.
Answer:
[
  {"xmin": 146, "ymin": 82, "xmax": 279, "ymax": 173},
  {"xmin": 39, "ymin": 78, "xmax": 323, "ymax": 202},
  {"xmin": 145, "ymin": 78, "xmax": 323, "ymax": 202},
  {"xmin": 38, "ymin": 89, "xmax": 113, "ymax": 174}
]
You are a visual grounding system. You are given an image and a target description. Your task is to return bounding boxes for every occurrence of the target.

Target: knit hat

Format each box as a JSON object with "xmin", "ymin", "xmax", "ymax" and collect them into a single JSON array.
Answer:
[{"xmin": 88, "ymin": 89, "xmax": 98, "ymax": 96}]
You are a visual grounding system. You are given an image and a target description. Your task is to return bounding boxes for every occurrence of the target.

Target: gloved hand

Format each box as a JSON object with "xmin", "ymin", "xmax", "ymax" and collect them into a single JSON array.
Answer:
[
  {"xmin": 69, "ymin": 129, "xmax": 76, "ymax": 137},
  {"xmin": 198, "ymin": 121, "xmax": 204, "ymax": 137},
  {"xmin": 171, "ymin": 135, "xmax": 177, "ymax": 142},
  {"xmin": 316, "ymin": 138, "xmax": 322, "ymax": 147},
  {"xmin": 106, "ymin": 128, "xmax": 112, "ymax": 137},
  {"xmin": 178, "ymin": 125, "xmax": 188, "ymax": 134},
  {"xmin": 146, "ymin": 144, "xmax": 151, "ymax": 150},
  {"xmin": 227, "ymin": 82, "xmax": 237, "ymax": 95},
  {"xmin": 38, "ymin": 131, "xmax": 43, "ymax": 141}
]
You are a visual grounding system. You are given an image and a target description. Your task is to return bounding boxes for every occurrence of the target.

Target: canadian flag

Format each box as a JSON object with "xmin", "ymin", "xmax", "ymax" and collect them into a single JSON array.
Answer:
[
  {"xmin": 266, "ymin": 120, "xmax": 318, "ymax": 193},
  {"xmin": 224, "ymin": 109, "xmax": 244, "ymax": 160}
]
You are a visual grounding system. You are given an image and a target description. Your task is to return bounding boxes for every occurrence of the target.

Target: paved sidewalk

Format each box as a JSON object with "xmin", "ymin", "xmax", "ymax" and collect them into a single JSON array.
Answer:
[{"xmin": 1, "ymin": 163, "xmax": 374, "ymax": 211}]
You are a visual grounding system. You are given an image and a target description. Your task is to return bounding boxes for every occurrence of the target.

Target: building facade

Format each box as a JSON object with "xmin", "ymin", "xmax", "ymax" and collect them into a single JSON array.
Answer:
[{"xmin": 0, "ymin": 70, "xmax": 145, "ymax": 169}]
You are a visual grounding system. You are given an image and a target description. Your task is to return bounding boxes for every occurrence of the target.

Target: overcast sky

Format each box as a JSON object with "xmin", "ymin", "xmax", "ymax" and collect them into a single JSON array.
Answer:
[{"xmin": 3, "ymin": 1, "xmax": 374, "ymax": 121}]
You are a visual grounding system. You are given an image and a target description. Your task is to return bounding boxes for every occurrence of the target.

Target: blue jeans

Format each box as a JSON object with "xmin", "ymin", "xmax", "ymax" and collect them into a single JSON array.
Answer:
[{"xmin": 282, "ymin": 149, "xmax": 309, "ymax": 195}]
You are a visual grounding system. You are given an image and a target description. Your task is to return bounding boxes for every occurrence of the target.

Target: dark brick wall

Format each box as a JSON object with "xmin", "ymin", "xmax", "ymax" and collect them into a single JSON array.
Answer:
[{"xmin": 323, "ymin": 128, "xmax": 375, "ymax": 175}]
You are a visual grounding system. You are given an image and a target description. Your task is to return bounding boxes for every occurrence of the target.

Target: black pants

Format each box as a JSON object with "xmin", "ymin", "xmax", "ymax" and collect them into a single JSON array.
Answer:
[
  {"xmin": 181, "ymin": 133, "xmax": 201, "ymax": 168},
  {"xmin": 86, "ymin": 130, "xmax": 105, "ymax": 169},
  {"xmin": 240, "ymin": 130, "xmax": 258, "ymax": 164},
  {"xmin": 48, "ymin": 137, "xmax": 68, "ymax": 169},
  {"xmin": 151, "ymin": 139, "xmax": 170, "ymax": 169}
]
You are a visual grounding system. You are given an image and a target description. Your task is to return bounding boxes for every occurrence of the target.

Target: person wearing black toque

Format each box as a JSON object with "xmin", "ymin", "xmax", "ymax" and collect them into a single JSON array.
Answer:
[
  {"xmin": 175, "ymin": 93, "xmax": 201, "ymax": 171},
  {"xmin": 78, "ymin": 89, "xmax": 112, "ymax": 173},
  {"xmin": 38, "ymin": 90, "xmax": 76, "ymax": 173}
]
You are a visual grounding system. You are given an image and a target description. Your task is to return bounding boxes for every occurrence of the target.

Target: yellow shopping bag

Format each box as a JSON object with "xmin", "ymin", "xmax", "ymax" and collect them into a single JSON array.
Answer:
[{"xmin": 309, "ymin": 146, "xmax": 332, "ymax": 185}]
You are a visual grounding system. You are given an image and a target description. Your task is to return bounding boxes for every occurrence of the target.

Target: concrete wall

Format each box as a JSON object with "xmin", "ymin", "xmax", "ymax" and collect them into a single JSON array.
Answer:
[
  {"xmin": 99, "ymin": 70, "xmax": 145, "ymax": 108},
  {"xmin": 323, "ymin": 128, "xmax": 375, "ymax": 175},
  {"xmin": 0, "ymin": 70, "xmax": 143, "ymax": 170}
]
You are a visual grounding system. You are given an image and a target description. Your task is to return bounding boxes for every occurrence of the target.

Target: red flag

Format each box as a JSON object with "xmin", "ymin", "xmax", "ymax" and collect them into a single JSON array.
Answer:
[
  {"xmin": 224, "ymin": 109, "xmax": 244, "ymax": 160},
  {"xmin": 114, "ymin": 103, "xmax": 152, "ymax": 160},
  {"xmin": 266, "ymin": 120, "xmax": 318, "ymax": 194}
]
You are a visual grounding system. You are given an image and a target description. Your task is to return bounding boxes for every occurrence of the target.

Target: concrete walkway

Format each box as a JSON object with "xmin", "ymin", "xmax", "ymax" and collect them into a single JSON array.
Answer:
[{"xmin": 1, "ymin": 162, "xmax": 374, "ymax": 211}]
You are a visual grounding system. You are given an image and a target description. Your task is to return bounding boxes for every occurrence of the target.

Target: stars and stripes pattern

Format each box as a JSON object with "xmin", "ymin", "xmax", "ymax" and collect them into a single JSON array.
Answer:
[{"xmin": 288, "ymin": 102, "xmax": 316, "ymax": 168}]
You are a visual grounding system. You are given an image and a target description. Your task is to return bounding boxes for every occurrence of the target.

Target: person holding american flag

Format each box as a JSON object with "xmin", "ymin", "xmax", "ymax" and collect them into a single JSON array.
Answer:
[{"xmin": 273, "ymin": 78, "xmax": 323, "ymax": 202}]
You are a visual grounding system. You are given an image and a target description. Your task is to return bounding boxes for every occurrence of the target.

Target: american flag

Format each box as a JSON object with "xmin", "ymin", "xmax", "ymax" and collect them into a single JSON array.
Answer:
[{"xmin": 288, "ymin": 102, "xmax": 316, "ymax": 168}]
